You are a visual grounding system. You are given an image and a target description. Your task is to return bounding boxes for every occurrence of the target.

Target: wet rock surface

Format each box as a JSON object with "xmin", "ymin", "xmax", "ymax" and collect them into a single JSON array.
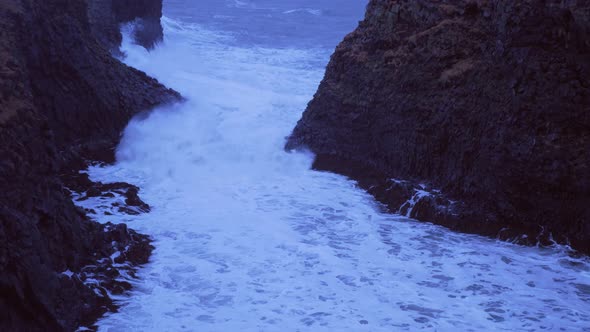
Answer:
[
  {"xmin": 0, "ymin": 0, "xmax": 178, "ymax": 330},
  {"xmin": 288, "ymin": 0, "xmax": 590, "ymax": 254},
  {"xmin": 88, "ymin": 0, "xmax": 165, "ymax": 52},
  {"xmin": 66, "ymin": 168, "xmax": 151, "ymax": 216}
]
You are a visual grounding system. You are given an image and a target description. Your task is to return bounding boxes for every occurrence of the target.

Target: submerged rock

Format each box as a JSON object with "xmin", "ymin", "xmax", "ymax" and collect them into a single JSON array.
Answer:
[
  {"xmin": 288, "ymin": 0, "xmax": 590, "ymax": 253},
  {"xmin": 0, "ymin": 0, "xmax": 179, "ymax": 330}
]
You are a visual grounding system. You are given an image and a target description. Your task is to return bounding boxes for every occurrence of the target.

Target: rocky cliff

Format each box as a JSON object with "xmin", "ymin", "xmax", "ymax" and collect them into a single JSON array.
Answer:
[
  {"xmin": 88, "ymin": 0, "xmax": 165, "ymax": 52},
  {"xmin": 0, "ymin": 0, "xmax": 179, "ymax": 331},
  {"xmin": 287, "ymin": 0, "xmax": 590, "ymax": 253}
]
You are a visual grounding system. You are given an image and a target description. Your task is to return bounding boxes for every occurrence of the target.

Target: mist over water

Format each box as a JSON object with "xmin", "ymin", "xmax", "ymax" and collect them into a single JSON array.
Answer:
[{"xmin": 85, "ymin": 1, "xmax": 590, "ymax": 331}]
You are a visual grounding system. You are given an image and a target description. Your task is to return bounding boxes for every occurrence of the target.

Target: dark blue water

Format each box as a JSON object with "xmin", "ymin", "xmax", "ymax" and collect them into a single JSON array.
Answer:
[{"xmin": 164, "ymin": 0, "xmax": 366, "ymax": 48}]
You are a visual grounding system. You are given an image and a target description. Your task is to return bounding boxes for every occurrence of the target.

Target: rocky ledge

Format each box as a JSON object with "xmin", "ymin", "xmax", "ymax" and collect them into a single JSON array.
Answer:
[
  {"xmin": 0, "ymin": 0, "xmax": 179, "ymax": 331},
  {"xmin": 288, "ymin": 0, "xmax": 590, "ymax": 254}
]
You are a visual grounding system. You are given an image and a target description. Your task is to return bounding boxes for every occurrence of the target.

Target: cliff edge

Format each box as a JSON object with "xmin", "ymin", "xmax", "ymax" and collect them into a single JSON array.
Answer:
[
  {"xmin": 287, "ymin": 0, "xmax": 590, "ymax": 253},
  {"xmin": 88, "ymin": 0, "xmax": 165, "ymax": 52},
  {"xmin": 0, "ymin": 0, "xmax": 179, "ymax": 330}
]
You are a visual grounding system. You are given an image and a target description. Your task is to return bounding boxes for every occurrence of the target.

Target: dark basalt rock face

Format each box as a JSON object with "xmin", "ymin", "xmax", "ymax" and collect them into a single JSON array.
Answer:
[
  {"xmin": 88, "ymin": 0, "xmax": 165, "ymax": 52},
  {"xmin": 0, "ymin": 0, "xmax": 179, "ymax": 331},
  {"xmin": 288, "ymin": 0, "xmax": 590, "ymax": 253}
]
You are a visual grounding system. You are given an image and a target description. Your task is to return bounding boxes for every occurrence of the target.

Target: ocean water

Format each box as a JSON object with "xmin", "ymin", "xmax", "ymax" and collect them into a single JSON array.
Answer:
[{"xmin": 83, "ymin": 1, "xmax": 590, "ymax": 331}]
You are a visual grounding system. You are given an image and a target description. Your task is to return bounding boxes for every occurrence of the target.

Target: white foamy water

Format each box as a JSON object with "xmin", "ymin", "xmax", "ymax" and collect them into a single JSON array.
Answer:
[{"xmin": 88, "ymin": 2, "xmax": 590, "ymax": 331}]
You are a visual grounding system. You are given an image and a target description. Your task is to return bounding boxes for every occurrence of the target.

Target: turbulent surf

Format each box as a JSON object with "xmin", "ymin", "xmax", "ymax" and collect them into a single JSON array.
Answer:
[{"xmin": 76, "ymin": 1, "xmax": 590, "ymax": 331}]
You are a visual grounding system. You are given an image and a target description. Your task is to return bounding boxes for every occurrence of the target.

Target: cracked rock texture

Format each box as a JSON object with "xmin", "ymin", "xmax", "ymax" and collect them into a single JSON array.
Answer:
[
  {"xmin": 288, "ymin": 0, "xmax": 590, "ymax": 253},
  {"xmin": 0, "ymin": 0, "xmax": 179, "ymax": 330}
]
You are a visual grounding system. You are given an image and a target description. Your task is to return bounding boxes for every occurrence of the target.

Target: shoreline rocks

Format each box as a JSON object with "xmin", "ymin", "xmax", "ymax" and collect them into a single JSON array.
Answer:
[
  {"xmin": 0, "ymin": 0, "xmax": 180, "ymax": 330},
  {"xmin": 288, "ymin": 0, "xmax": 590, "ymax": 254},
  {"xmin": 89, "ymin": 0, "xmax": 165, "ymax": 53}
]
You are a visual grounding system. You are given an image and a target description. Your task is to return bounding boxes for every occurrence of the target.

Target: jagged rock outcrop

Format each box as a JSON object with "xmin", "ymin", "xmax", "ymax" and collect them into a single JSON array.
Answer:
[
  {"xmin": 88, "ymin": 0, "xmax": 165, "ymax": 52},
  {"xmin": 0, "ymin": 0, "xmax": 179, "ymax": 331},
  {"xmin": 287, "ymin": 0, "xmax": 590, "ymax": 253}
]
